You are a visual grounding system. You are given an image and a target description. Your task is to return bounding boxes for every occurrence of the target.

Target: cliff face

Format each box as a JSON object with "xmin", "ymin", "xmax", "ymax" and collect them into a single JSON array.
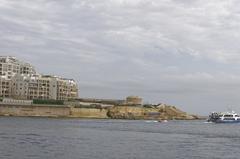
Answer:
[
  {"xmin": 107, "ymin": 106, "xmax": 146, "ymax": 119},
  {"xmin": 107, "ymin": 104, "xmax": 198, "ymax": 120}
]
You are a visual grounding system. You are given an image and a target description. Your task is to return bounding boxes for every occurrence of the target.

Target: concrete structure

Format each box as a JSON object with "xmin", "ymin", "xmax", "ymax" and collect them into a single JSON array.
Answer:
[
  {"xmin": 77, "ymin": 98, "xmax": 125, "ymax": 105},
  {"xmin": 70, "ymin": 107, "xmax": 108, "ymax": 118},
  {"xmin": 57, "ymin": 77, "xmax": 78, "ymax": 100},
  {"xmin": 0, "ymin": 104, "xmax": 70, "ymax": 117},
  {"xmin": 0, "ymin": 56, "xmax": 36, "ymax": 79},
  {"xmin": 126, "ymin": 96, "xmax": 143, "ymax": 105},
  {"xmin": 11, "ymin": 74, "xmax": 78, "ymax": 100},
  {"xmin": 2, "ymin": 98, "xmax": 32, "ymax": 105},
  {"xmin": 0, "ymin": 78, "xmax": 12, "ymax": 98},
  {"xmin": 0, "ymin": 56, "xmax": 78, "ymax": 100},
  {"xmin": 0, "ymin": 56, "xmax": 36, "ymax": 98}
]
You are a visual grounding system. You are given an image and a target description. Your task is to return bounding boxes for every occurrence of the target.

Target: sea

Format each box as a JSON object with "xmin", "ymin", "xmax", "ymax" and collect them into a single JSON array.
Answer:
[{"xmin": 0, "ymin": 117, "xmax": 240, "ymax": 159}]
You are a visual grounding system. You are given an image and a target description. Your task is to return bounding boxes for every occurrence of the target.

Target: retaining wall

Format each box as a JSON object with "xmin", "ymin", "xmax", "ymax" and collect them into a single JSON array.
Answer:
[
  {"xmin": 0, "ymin": 104, "xmax": 70, "ymax": 117},
  {"xmin": 70, "ymin": 107, "xmax": 108, "ymax": 118}
]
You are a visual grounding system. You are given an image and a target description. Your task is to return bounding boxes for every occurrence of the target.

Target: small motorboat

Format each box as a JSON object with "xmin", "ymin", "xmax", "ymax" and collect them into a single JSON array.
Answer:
[
  {"xmin": 145, "ymin": 120, "xmax": 158, "ymax": 123},
  {"xmin": 158, "ymin": 120, "xmax": 168, "ymax": 123},
  {"xmin": 207, "ymin": 111, "xmax": 240, "ymax": 123}
]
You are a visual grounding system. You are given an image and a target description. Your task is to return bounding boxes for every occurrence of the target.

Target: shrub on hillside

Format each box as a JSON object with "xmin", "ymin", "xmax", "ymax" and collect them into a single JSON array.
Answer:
[{"xmin": 33, "ymin": 99, "xmax": 64, "ymax": 105}]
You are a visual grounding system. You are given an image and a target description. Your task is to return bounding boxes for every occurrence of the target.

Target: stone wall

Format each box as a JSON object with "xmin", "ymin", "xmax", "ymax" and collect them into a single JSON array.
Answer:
[
  {"xmin": 0, "ymin": 104, "xmax": 70, "ymax": 117},
  {"xmin": 70, "ymin": 107, "xmax": 108, "ymax": 118}
]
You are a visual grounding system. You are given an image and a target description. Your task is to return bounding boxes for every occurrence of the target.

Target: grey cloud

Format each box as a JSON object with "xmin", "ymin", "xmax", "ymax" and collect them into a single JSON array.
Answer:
[{"xmin": 1, "ymin": 0, "xmax": 240, "ymax": 114}]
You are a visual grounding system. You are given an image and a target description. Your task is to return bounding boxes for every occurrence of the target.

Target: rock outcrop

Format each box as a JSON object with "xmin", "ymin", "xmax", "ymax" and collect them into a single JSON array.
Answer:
[{"xmin": 107, "ymin": 104, "xmax": 198, "ymax": 120}]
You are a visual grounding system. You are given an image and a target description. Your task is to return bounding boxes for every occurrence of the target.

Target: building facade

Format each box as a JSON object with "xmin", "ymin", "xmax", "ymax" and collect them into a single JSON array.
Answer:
[
  {"xmin": 0, "ymin": 56, "xmax": 36, "ymax": 79},
  {"xmin": 0, "ymin": 56, "xmax": 78, "ymax": 100},
  {"xmin": 0, "ymin": 77, "xmax": 12, "ymax": 98}
]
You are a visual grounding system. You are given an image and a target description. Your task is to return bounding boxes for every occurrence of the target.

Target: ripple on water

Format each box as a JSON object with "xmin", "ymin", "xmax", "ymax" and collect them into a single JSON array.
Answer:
[{"xmin": 0, "ymin": 118, "xmax": 240, "ymax": 159}]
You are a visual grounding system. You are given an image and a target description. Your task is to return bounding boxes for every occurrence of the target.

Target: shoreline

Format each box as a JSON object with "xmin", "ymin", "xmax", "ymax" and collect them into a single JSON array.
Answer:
[
  {"xmin": 0, "ymin": 104, "xmax": 201, "ymax": 120},
  {"xmin": 0, "ymin": 115, "xmax": 205, "ymax": 121}
]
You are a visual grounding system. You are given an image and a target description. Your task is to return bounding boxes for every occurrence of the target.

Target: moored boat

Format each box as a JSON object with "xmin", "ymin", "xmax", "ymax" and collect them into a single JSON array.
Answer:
[{"xmin": 207, "ymin": 111, "xmax": 240, "ymax": 123}]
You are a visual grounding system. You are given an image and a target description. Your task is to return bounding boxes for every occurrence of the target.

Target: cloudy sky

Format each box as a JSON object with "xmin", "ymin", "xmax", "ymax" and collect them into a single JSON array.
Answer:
[{"xmin": 1, "ymin": 0, "xmax": 240, "ymax": 114}]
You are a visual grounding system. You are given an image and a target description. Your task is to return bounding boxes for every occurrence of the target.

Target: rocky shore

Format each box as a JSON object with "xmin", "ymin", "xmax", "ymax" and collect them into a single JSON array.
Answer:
[
  {"xmin": 0, "ymin": 98, "xmax": 200, "ymax": 120},
  {"xmin": 69, "ymin": 103, "xmax": 199, "ymax": 120},
  {"xmin": 69, "ymin": 97, "xmax": 199, "ymax": 120},
  {"xmin": 106, "ymin": 104, "xmax": 199, "ymax": 120}
]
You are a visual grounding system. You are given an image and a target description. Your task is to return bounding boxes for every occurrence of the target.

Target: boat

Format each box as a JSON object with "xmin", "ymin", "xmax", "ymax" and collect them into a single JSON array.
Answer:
[
  {"xmin": 207, "ymin": 111, "xmax": 240, "ymax": 123},
  {"xmin": 158, "ymin": 120, "xmax": 168, "ymax": 123},
  {"xmin": 145, "ymin": 120, "xmax": 158, "ymax": 123}
]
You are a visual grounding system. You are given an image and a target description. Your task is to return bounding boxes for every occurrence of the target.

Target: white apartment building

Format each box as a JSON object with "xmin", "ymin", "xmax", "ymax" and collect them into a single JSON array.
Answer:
[
  {"xmin": 0, "ymin": 77, "xmax": 11, "ymax": 98},
  {"xmin": 0, "ymin": 56, "xmax": 36, "ymax": 98},
  {"xmin": 11, "ymin": 74, "xmax": 78, "ymax": 100},
  {"xmin": 0, "ymin": 56, "xmax": 78, "ymax": 100},
  {"xmin": 0, "ymin": 56, "xmax": 36, "ymax": 79},
  {"xmin": 57, "ymin": 78, "xmax": 78, "ymax": 100}
]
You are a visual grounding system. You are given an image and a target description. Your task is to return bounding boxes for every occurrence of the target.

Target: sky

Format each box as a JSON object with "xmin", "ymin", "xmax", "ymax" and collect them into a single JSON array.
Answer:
[{"xmin": 1, "ymin": 0, "xmax": 240, "ymax": 115}]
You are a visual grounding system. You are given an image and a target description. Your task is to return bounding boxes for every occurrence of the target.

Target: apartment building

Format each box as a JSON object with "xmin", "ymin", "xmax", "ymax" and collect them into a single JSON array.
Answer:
[
  {"xmin": 0, "ymin": 56, "xmax": 36, "ymax": 79},
  {"xmin": 11, "ymin": 74, "xmax": 38, "ymax": 100},
  {"xmin": 0, "ymin": 56, "xmax": 78, "ymax": 100},
  {"xmin": 0, "ymin": 56, "xmax": 36, "ymax": 98},
  {"xmin": 0, "ymin": 77, "xmax": 11, "ymax": 98},
  {"xmin": 57, "ymin": 78, "xmax": 78, "ymax": 100}
]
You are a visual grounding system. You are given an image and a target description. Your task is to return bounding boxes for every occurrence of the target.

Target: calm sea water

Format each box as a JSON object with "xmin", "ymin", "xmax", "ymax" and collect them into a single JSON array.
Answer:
[{"xmin": 0, "ymin": 117, "xmax": 240, "ymax": 159}]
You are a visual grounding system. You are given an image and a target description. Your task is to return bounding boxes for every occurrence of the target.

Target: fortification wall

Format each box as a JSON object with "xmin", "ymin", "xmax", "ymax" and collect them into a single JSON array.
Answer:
[
  {"xmin": 0, "ymin": 104, "xmax": 70, "ymax": 117},
  {"xmin": 70, "ymin": 107, "xmax": 108, "ymax": 118}
]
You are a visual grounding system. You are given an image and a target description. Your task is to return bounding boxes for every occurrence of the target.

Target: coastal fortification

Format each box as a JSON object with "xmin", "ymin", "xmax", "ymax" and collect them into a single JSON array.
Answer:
[
  {"xmin": 125, "ymin": 96, "xmax": 143, "ymax": 105},
  {"xmin": 0, "ymin": 97, "xmax": 199, "ymax": 120},
  {"xmin": 106, "ymin": 104, "xmax": 197, "ymax": 120}
]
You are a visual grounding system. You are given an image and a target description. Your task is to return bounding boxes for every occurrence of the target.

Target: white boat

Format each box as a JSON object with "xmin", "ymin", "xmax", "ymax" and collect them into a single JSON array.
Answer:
[
  {"xmin": 207, "ymin": 111, "xmax": 240, "ymax": 123},
  {"xmin": 158, "ymin": 120, "xmax": 168, "ymax": 123}
]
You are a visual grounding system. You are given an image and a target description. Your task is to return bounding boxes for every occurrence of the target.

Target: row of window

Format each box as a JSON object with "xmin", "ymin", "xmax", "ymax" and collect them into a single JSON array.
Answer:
[{"xmin": 221, "ymin": 115, "xmax": 240, "ymax": 117}]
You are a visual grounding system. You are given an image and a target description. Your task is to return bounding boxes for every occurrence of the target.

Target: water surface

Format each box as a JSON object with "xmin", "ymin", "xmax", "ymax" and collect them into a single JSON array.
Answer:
[{"xmin": 0, "ymin": 117, "xmax": 240, "ymax": 159}]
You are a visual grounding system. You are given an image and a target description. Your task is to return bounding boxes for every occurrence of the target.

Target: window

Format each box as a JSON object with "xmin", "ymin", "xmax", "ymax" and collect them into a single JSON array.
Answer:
[
  {"xmin": 223, "ymin": 118, "xmax": 234, "ymax": 120},
  {"xmin": 224, "ymin": 115, "xmax": 233, "ymax": 117}
]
